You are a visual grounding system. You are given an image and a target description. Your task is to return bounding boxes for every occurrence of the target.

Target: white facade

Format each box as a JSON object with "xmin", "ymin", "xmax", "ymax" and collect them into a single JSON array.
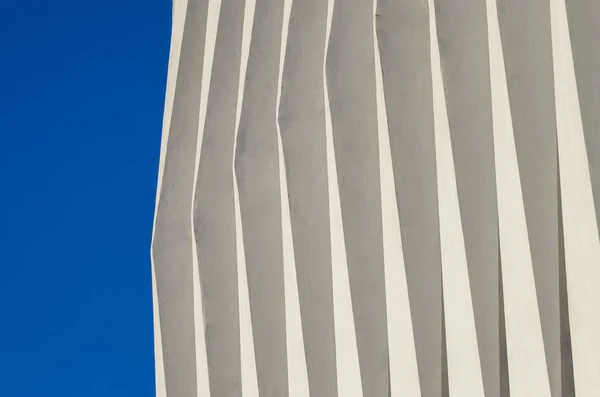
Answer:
[{"xmin": 152, "ymin": 0, "xmax": 600, "ymax": 396}]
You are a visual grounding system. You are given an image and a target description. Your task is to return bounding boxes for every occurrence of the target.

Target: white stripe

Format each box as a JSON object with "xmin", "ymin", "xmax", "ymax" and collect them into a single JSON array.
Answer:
[
  {"xmin": 485, "ymin": 0, "xmax": 552, "ymax": 395},
  {"xmin": 550, "ymin": 0, "xmax": 600, "ymax": 394},
  {"xmin": 324, "ymin": 1, "xmax": 364, "ymax": 396},
  {"xmin": 372, "ymin": 1, "xmax": 422, "ymax": 396},
  {"xmin": 428, "ymin": 1, "xmax": 485, "ymax": 395},
  {"xmin": 234, "ymin": 0, "xmax": 259, "ymax": 395},
  {"xmin": 275, "ymin": 0, "xmax": 310, "ymax": 396}
]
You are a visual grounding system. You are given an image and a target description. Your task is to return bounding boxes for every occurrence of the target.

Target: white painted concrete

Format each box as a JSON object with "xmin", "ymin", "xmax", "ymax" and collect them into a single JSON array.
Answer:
[{"xmin": 154, "ymin": 1, "xmax": 600, "ymax": 394}]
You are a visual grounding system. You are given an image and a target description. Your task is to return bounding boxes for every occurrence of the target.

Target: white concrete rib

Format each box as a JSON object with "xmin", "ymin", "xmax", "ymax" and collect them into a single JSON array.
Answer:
[
  {"xmin": 234, "ymin": 0, "xmax": 259, "ymax": 395},
  {"xmin": 323, "ymin": 1, "xmax": 364, "ymax": 396},
  {"xmin": 372, "ymin": 1, "xmax": 421, "ymax": 396},
  {"xmin": 189, "ymin": 1, "xmax": 221, "ymax": 396},
  {"xmin": 485, "ymin": 0, "xmax": 552, "ymax": 396},
  {"xmin": 151, "ymin": 2, "xmax": 189, "ymax": 396},
  {"xmin": 155, "ymin": 2, "xmax": 600, "ymax": 395},
  {"xmin": 275, "ymin": 0, "xmax": 310, "ymax": 396},
  {"xmin": 154, "ymin": 0, "xmax": 189, "ymax": 209},
  {"xmin": 428, "ymin": 1, "xmax": 485, "ymax": 395},
  {"xmin": 151, "ymin": 266, "xmax": 167, "ymax": 397},
  {"xmin": 550, "ymin": 0, "xmax": 600, "ymax": 394}
]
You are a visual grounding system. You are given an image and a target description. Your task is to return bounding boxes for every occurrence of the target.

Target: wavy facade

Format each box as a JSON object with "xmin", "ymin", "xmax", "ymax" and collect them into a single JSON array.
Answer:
[{"xmin": 151, "ymin": 0, "xmax": 600, "ymax": 396}]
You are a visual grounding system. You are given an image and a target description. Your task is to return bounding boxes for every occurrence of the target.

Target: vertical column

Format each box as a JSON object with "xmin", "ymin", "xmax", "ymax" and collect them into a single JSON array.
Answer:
[
  {"xmin": 496, "ymin": 1, "xmax": 562, "ymax": 396},
  {"xmin": 234, "ymin": 0, "xmax": 288, "ymax": 395},
  {"xmin": 192, "ymin": 0, "xmax": 245, "ymax": 395},
  {"xmin": 561, "ymin": 16, "xmax": 600, "ymax": 391},
  {"xmin": 487, "ymin": 0, "xmax": 553, "ymax": 394},
  {"xmin": 565, "ymin": 0, "xmax": 600, "ymax": 231},
  {"xmin": 373, "ymin": 0, "xmax": 422, "ymax": 395},
  {"xmin": 152, "ymin": 1, "xmax": 209, "ymax": 396},
  {"xmin": 551, "ymin": 0, "xmax": 600, "ymax": 394},
  {"xmin": 375, "ymin": 2, "xmax": 442, "ymax": 396},
  {"xmin": 433, "ymin": 1, "xmax": 499, "ymax": 395},
  {"xmin": 326, "ymin": 1, "xmax": 389, "ymax": 396},
  {"xmin": 152, "ymin": 1, "xmax": 189, "ymax": 396},
  {"xmin": 429, "ymin": 0, "xmax": 487, "ymax": 394},
  {"xmin": 278, "ymin": 1, "xmax": 337, "ymax": 396}
]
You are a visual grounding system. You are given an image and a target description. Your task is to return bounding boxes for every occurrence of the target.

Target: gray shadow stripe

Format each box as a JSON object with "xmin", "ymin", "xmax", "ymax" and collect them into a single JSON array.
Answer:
[
  {"xmin": 152, "ymin": 1, "xmax": 209, "ymax": 396},
  {"xmin": 565, "ymin": 0, "xmax": 600, "ymax": 234},
  {"xmin": 433, "ymin": 2, "xmax": 500, "ymax": 396},
  {"xmin": 192, "ymin": 0, "xmax": 245, "ymax": 395},
  {"xmin": 326, "ymin": 1, "xmax": 389, "ymax": 396},
  {"xmin": 557, "ymin": 152, "xmax": 576, "ymax": 397},
  {"xmin": 375, "ymin": 2, "xmax": 441, "ymax": 396},
  {"xmin": 278, "ymin": 1, "xmax": 337, "ymax": 395},
  {"xmin": 496, "ymin": 2, "xmax": 561, "ymax": 395},
  {"xmin": 233, "ymin": 0, "xmax": 288, "ymax": 394}
]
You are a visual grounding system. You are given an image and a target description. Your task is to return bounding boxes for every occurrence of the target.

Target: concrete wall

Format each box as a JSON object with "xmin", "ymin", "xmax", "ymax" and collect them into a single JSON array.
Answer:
[{"xmin": 151, "ymin": 0, "xmax": 600, "ymax": 396}]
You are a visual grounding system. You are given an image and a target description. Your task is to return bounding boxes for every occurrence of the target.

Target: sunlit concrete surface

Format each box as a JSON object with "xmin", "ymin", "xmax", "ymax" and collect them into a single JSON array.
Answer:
[{"xmin": 151, "ymin": 0, "xmax": 600, "ymax": 396}]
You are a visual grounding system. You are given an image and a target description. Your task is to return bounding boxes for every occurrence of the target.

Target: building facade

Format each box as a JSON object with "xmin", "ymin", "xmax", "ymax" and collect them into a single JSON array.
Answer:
[{"xmin": 151, "ymin": 0, "xmax": 600, "ymax": 396}]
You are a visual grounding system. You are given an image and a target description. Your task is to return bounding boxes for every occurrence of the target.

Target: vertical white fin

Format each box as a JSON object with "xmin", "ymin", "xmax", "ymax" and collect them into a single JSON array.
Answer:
[
  {"xmin": 275, "ymin": 0, "xmax": 311, "ymax": 395},
  {"xmin": 234, "ymin": 0, "xmax": 259, "ymax": 395},
  {"xmin": 372, "ymin": 0, "xmax": 422, "ymax": 396},
  {"xmin": 323, "ymin": 1, "xmax": 364, "ymax": 396},
  {"xmin": 486, "ymin": 0, "xmax": 552, "ymax": 395},
  {"xmin": 428, "ymin": 1, "xmax": 486, "ymax": 395},
  {"xmin": 550, "ymin": 0, "xmax": 600, "ymax": 394}
]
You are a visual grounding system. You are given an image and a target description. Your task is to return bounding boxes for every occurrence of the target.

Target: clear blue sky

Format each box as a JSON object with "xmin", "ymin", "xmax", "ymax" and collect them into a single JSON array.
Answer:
[{"xmin": 0, "ymin": 1, "xmax": 171, "ymax": 395}]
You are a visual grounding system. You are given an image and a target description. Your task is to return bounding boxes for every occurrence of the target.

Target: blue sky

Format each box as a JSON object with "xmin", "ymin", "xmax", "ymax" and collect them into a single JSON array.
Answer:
[{"xmin": 0, "ymin": 1, "xmax": 171, "ymax": 395}]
